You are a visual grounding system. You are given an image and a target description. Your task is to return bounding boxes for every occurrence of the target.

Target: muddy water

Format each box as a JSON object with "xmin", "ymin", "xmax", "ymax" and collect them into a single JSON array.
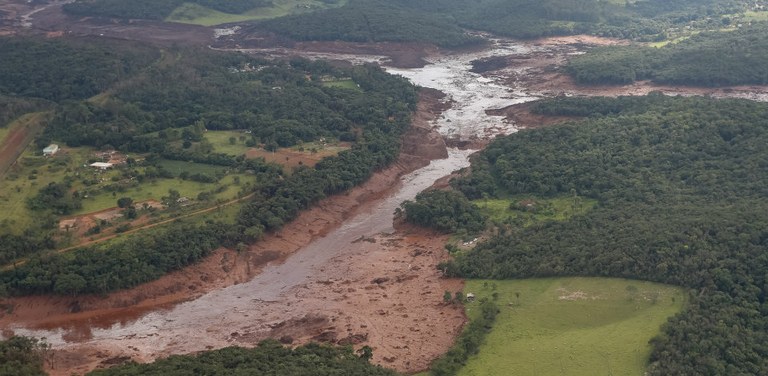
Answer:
[
  {"xmin": 11, "ymin": 39, "xmax": 540, "ymax": 356},
  {"xmin": 386, "ymin": 39, "xmax": 539, "ymax": 139}
]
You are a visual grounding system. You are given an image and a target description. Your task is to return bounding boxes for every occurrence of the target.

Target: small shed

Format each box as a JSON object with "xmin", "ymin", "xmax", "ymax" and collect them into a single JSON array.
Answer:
[
  {"xmin": 43, "ymin": 144, "xmax": 59, "ymax": 156},
  {"xmin": 466, "ymin": 293, "xmax": 476, "ymax": 302},
  {"xmin": 90, "ymin": 162, "xmax": 114, "ymax": 170}
]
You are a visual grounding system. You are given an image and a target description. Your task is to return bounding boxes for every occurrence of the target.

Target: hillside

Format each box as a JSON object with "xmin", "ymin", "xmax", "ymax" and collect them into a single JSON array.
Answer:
[{"xmin": 446, "ymin": 94, "xmax": 768, "ymax": 375}]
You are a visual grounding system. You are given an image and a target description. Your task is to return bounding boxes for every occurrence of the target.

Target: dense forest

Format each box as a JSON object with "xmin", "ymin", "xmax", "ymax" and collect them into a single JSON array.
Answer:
[
  {"xmin": 86, "ymin": 340, "xmax": 397, "ymax": 376},
  {"xmin": 0, "ymin": 37, "xmax": 417, "ymax": 296},
  {"xmin": 0, "ymin": 37, "xmax": 157, "ymax": 102},
  {"xmin": 63, "ymin": 0, "xmax": 273, "ymax": 20},
  {"xmin": 568, "ymin": 24, "xmax": 768, "ymax": 86},
  {"xmin": 400, "ymin": 190, "xmax": 486, "ymax": 234},
  {"xmin": 252, "ymin": 0, "xmax": 747, "ymax": 46},
  {"xmin": 445, "ymin": 94, "xmax": 768, "ymax": 375}
]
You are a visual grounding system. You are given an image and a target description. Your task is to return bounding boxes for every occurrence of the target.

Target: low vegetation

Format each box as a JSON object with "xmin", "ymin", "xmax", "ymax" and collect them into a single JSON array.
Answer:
[
  {"xmin": 457, "ymin": 278, "xmax": 684, "ymax": 376},
  {"xmin": 445, "ymin": 94, "xmax": 768, "ymax": 375}
]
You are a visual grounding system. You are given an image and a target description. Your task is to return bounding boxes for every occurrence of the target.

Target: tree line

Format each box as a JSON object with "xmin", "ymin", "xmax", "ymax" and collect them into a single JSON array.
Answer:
[
  {"xmin": 444, "ymin": 94, "xmax": 768, "ymax": 375},
  {"xmin": 63, "ymin": 0, "xmax": 273, "ymax": 20}
]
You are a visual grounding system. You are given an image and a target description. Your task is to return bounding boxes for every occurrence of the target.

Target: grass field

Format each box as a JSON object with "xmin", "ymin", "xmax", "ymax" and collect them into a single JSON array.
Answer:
[
  {"xmin": 744, "ymin": 10, "xmax": 768, "ymax": 22},
  {"xmin": 204, "ymin": 130, "xmax": 251, "ymax": 156},
  {"xmin": 166, "ymin": 0, "xmax": 347, "ymax": 26},
  {"xmin": 458, "ymin": 278, "xmax": 686, "ymax": 376},
  {"xmin": 321, "ymin": 79, "xmax": 361, "ymax": 91},
  {"xmin": 474, "ymin": 195, "xmax": 597, "ymax": 225}
]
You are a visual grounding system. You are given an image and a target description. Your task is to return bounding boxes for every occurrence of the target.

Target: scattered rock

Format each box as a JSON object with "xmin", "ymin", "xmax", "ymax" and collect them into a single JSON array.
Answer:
[{"xmin": 371, "ymin": 277, "xmax": 390, "ymax": 284}]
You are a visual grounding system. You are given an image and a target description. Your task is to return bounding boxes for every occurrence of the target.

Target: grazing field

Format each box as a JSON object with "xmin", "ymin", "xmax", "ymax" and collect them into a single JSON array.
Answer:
[
  {"xmin": 203, "ymin": 130, "xmax": 251, "ymax": 156},
  {"xmin": 474, "ymin": 195, "xmax": 597, "ymax": 225},
  {"xmin": 245, "ymin": 141, "xmax": 350, "ymax": 171},
  {"xmin": 166, "ymin": 0, "xmax": 348, "ymax": 26},
  {"xmin": 321, "ymin": 79, "xmax": 361, "ymax": 91},
  {"xmin": 459, "ymin": 278, "xmax": 685, "ymax": 376}
]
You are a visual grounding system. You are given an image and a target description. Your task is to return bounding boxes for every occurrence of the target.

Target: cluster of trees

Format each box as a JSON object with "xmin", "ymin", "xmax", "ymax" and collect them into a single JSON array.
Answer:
[
  {"xmin": 0, "ymin": 336, "xmax": 48, "ymax": 376},
  {"xmin": 445, "ymin": 95, "xmax": 768, "ymax": 375},
  {"xmin": 399, "ymin": 190, "xmax": 486, "ymax": 234},
  {"xmin": 87, "ymin": 340, "xmax": 397, "ymax": 376},
  {"xmin": 0, "ymin": 37, "xmax": 157, "ymax": 102},
  {"xmin": 255, "ymin": 0, "xmax": 749, "ymax": 46},
  {"xmin": 568, "ymin": 25, "xmax": 768, "ymax": 86},
  {"xmin": 63, "ymin": 0, "xmax": 272, "ymax": 20},
  {"xmin": 26, "ymin": 181, "xmax": 82, "ymax": 215}
]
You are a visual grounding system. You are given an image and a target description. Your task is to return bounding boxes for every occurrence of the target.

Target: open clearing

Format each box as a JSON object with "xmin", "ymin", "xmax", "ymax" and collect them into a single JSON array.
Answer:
[
  {"xmin": 166, "ymin": 0, "xmax": 348, "ymax": 26},
  {"xmin": 474, "ymin": 195, "xmax": 597, "ymax": 225},
  {"xmin": 459, "ymin": 278, "xmax": 685, "ymax": 376}
]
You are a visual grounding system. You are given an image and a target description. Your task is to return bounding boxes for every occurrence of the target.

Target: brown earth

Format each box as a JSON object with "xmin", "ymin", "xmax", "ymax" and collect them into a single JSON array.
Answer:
[{"xmin": 0, "ymin": 88, "xmax": 460, "ymax": 375}]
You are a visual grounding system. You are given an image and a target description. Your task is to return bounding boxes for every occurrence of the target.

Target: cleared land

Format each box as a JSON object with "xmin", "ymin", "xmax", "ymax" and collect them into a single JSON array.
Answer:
[
  {"xmin": 474, "ymin": 195, "xmax": 597, "ymax": 225},
  {"xmin": 166, "ymin": 0, "xmax": 348, "ymax": 26},
  {"xmin": 459, "ymin": 278, "xmax": 685, "ymax": 376}
]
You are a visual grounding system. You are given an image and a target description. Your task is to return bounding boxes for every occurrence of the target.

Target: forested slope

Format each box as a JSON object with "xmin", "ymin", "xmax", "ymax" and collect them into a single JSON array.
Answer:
[
  {"xmin": 63, "ymin": 0, "xmax": 273, "ymax": 20},
  {"xmin": 447, "ymin": 94, "xmax": 768, "ymax": 375},
  {"xmin": 568, "ymin": 25, "xmax": 768, "ymax": 86},
  {"xmin": 253, "ymin": 0, "xmax": 747, "ymax": 45}
]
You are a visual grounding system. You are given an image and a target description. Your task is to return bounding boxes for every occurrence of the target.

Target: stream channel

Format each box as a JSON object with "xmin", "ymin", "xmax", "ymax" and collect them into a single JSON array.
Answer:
[{"xmin": 11, "ymin": 36, "xmax": 541, "ymax": 358}]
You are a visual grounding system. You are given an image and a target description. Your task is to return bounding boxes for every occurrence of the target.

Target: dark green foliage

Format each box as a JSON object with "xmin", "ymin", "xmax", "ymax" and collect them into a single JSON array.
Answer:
[
  {"xmin": 63, "ymin": 0, "xmax": 272, "ymax": 20},
  {"xmin": 256, "ymin": 0, "xmax": 746, "ymax": 45},
  {"xmin": 0, "ymin": 336, "xmax": 48, "ymax": 376},
  {"xmin": 0, "ymin": 96, "xmax": 51, "ymax": 127},
  {"xmin": 400, "ymin": 190, "xmax": 486, "ymax": 233},
  {"xmin": 430, "ymin": 300, "xmax": 499, "ymax": 376},
  {"xmin": 256, "ymin": 0, "xmax": 480, "ymax": 48},
  {"xmin": 87, "ymin": 340, "xmax": 398, "ymax": 376},
  {"xmin": 568, "ymin": 25, "xmax": 768, "ymax": 86},
  {"xmin": 26, "ymin": 181, "xmax": 82, "ymax": 215},
  {"xmin": 450, "ymin": 95, "xmax": 768, "ymax": 375},
  {"xmin": 3, "ymin": 223, "xmax": 227, "ymax": 295},
  {"xmin": 0, "ymin": 37, "xmax": 157, "ymax": 101}
]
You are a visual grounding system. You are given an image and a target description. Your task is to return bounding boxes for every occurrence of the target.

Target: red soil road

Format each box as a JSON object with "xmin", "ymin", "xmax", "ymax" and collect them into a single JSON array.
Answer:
[{"xmin": 0, "ymin": 113, "xmax": 45, "ymax": 179}]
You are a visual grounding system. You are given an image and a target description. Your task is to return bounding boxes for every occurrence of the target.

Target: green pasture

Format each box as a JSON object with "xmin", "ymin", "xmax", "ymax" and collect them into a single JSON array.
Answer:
[
  {"xmin": 0, "ymin": 146, "xmax": 95, "ymax": 232},
  {"xmin": 459, "ymin": 278, "xmax": 685, "ymax": 376},
  {"xmin": 77, "ymin": 173, "xmax": 254, "ymax": 214},
  {"xmin": 156, "ymin": 159, "xmax": 228, "ymax": 176},
  {"xmin": 744, "ymin": 10, "xmax": 768, "ymax": 22},
  {"xmin": 204, "ymin": 130, "xmax": 251, "ymax": 156},
  {"xmin": 474, "ymin": 195, "xmax": 597, "ymax": 225},
  {"xmin": 321, "ymin": 79, "xmax": 361, "ymax": 91},
  {"xmin": 166, "ymin": 0, "xmax": 347, "ymax": 26}
]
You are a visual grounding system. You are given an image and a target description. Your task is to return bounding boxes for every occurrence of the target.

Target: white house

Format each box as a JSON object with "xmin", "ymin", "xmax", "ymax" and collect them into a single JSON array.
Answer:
[
  {"xmin": 43, "ymin": 144, "xmax": 59, "ymax": 156},
  {"xmin": 89, "ymin": 162, "xmax": 114, "ymax": 170}
]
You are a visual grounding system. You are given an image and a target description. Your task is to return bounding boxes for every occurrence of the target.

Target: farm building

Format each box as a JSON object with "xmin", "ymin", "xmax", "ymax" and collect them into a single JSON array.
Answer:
[
  {"xmin": 89, "ymin": 162, "xmax": 114, "ymax": 170},
  {"xmin": 43, "ymin": 144, "xmax": 59, "ymax": 156}
]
